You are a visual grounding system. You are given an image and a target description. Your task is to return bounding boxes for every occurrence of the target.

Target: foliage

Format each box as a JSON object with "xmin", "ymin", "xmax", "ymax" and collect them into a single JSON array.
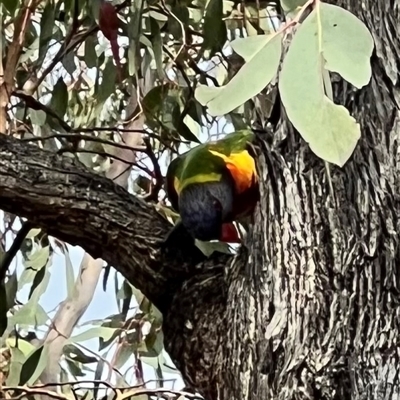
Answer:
[{"xmin": 0, "ymin": 0, "xmax": 374, "ymax": 398}]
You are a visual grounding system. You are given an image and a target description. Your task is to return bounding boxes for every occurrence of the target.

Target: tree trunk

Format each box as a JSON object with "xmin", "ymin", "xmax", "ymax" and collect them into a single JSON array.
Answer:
[
  {"xmin": 1, "ymin": 1, "xmax": 399, "ymax": 399},
  {"xmin": 165, "ymin": 1, "xmax": 400, "ymax": 399}
]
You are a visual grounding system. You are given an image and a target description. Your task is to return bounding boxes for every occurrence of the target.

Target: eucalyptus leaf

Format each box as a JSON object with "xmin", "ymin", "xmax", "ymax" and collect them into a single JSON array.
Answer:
[
  {"xmin": 1, "ymin": 0, "xmax": 18, "ymax": 14},
  {"xmin": 0, "ymin": 283, "xmax": 7, "ymax": 337},
  {"xmin": 18, "ymin": 344, "xmax": 49, "ymax": 385},
  {"xmin": 62, "ymin": 51, "xmax": 76, "ymax": 76},
  {"xmin": 51, "ymin": 78, "xmax": 68, "ymax": 119},
  {"xmin": 195, "ymin": 239, "xmax": 232, "ymax": 257},
  {"xmin": 279, "ymin": 4, "xmax": 372, "ymax": 166},
  {"xmin": 202, "ymin": 0, "xmax": 227, "ymax": 54},
  {"xmin": 281, "ymin": 0, "xmax": 309, "ymax": 12},
  {"xmin": 84, "ymin": 36, "xmax": 98, "ymax": 68},
  {"xmin": 37, "ymin": 0, "xmax": 55, "ymax": 67},
  {"xmin": 319, "ymin": 3, "xmax": 374, "ymax": 89},
  {"xmin": 196, "ymin": 33, "xmax": 282, "ymax": 116},
  {"xmin": 69, "ymin": 327, "xmax": 117, "ymax": 343},
  {"xmin": 29, "ymin": 109, "xmax": 47, "ymax": 126},
  {"xmin": 63, "ymin": 344, "xmax": 98, "ymax": 364}
]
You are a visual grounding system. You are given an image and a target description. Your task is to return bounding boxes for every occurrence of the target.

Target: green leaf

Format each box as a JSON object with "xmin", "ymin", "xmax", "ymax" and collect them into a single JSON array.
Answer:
[
  {"xmin": 69, "ymin": 327, "xmax": 117, "ymax": 344},
  {"xmin": 168, "ymin": 4, "xmax": 189, "ymax": 40},
  {"xmin": 6, "ymin": 346, "xmax": 25, "ymax": 385},
  {"xmin": 5, "ymin": 269, "xmax": 18, "ymax": 310},
  {"xmin": 172, "ymin": 105, "xmax": 200, "ymax": 143},
  {"xmin": 65, "ymin": 358, "xmax": 85, "ymax": 377},
  {"xmin": 102, "ymin": 264, "xmax": 111, "ymax": 292},
  {"xmin": 64, "ymin": 344, "xmax": 98, "ymax": 364},
  {"xmin": 51, "ymin": 78, "xmax": 68, "ymax": 119},
  {"xmin": 12, "ymin": 269, "xmax": 50, "ymax": 327},
  {"xmin": 91, "ymin": 0, "xmax": 101, "ymax": 22},
  {"xmin": 0, "ymin": 282, "xmax": 8, "ymax": 337},
  {"xmin": 28, "ymin": 264, "xmax": 46, "ymax": 299},
  {"xmin": 11, "ymin": 303, "xmax": 48, "ymax": 327},
  {"xmin": 1, "ymin": 0, "xmax": 18, "ymax": 15},
  {"xmin": 113, "ymin": 345, "xmax": 133, "ymax": 370},
  {"xmin": 141, "ymin": 330, "xmax": 164, "ymax": 357},
  {"xmin": 26, "ymin": 228, "xmax": 41, "ymax": 239},
  {"xmin": 84, "ymin": 36, "xmax": 98, "ymax": 68},
  {"xmin": 37, "ymin": 0, "xmax": 55, "ymax": 67},
  {"xmin": 279, "ymin": 4, "xmax": 372, "ymax": 166},
  {"xmin": 19, "ymin": 344, "xmax": 49, "ymax": 385},
  {"xmin": 281, "ymin": 0, "xmax": 309, "ymax": 13},
  {"xmin": 97, "ymin": 60, "xmax": 116, "ymax": 103},
  {"xmin": 62, "ymin": 51, "xmax": 76, "ymax": 76},
  {"xmin": 202, "ymin": 0, "xmax": 227, "ymax": 54},
  {"xmin": 29, "ymin": 109, "xmax": 47, "ymax": 126},
  {"xmin": 319, "ymin": 3, "xmax": 374, "ymax": 89},
  {"xmin": 23, "ymin": 245, "xmax": 50, "ymax": 271},
  {"xmin": 93, "ymin": 359, "xmax": 105, "ymax": 399},
  {"xmin": 195, "ymin": 33, "xmax": 282, "ymax": 116},
  {"xmin": 149, "ymin": 17, "xmax": 164, "ymax": 80},
  {"xmin": 195, "ymin": 239, "xmax": 232, "ymax": 257}
]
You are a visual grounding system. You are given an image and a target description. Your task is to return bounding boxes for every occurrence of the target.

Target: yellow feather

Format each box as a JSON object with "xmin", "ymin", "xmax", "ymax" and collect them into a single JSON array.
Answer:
[
  {"xmin": 208, "ymin": 150, "xmax": 257, "ymax": 193},
  {"xmin": 174, "ymin": 173, "xmax": 221, "ymax": 194}
]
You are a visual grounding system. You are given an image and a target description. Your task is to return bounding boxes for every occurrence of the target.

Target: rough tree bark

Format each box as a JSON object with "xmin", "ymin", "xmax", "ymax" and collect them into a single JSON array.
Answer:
[
  {"xmin": 1, "ymin": 1, "xmax": 399, "ymax": 400},
  {"xmin": 215, "ymin": 1, "xmax": 400, "ymax": 399}
]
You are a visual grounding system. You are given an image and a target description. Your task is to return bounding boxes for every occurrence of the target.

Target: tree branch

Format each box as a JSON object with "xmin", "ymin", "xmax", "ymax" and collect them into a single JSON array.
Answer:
[{"xmin": 0, "ymin": 133, "xmax": 226, "ymax": 312}]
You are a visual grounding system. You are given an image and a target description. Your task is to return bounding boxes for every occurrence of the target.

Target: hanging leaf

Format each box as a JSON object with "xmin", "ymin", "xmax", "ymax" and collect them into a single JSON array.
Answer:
[
  {"xmin": 37, "ymin": 0, "xmax": 55, "ymax": 67},
  {"xmin": 51, "ymin": 78, "xmax": 68, "ymax": 119},
  {"xmin": 62, "ymin": 51, "xmax": 76, "ymax": 76},
  {"xmin": 281, "ymin": 0, "xmax": 310, "ymax": 13},
  {"xmin": 29, "ymin": 109, "xmax": 47, "ymax": 126},
  {"xmin": 202, "ymin": 0, "xmax": 227, "ymax": 54},
  {"xmin": 196, "ymin": 33, "xmax": 282, "ymax": 116},
  {"xmin": 68, "ymin": 327, "xmax": 117, "ymax": 344},
  {"xmin": 1, "ymin": 0, "xmax": 18, "ymax": 14},
  {"xmin": 0, "ymin": 282, "xmax": 7, "ymax": 337},
  {"xmin": 279, "ymin": 3, "xmax": 373, "ymax": 166},
  {"xmin": 149, "ymin": 17, "xmax": 164, "ymax": 80},
  {"xmin": 63, "ymin": 344, "xmax": 98, "ymax": 364},
  {"xmin": 97, "ymin": 59, "xmax": 117, "ymax": 103},
  {"xmin": 18, "ymin": 344, "xmax": 49, "ymax": 385},
  {"xmin": 319, "ymin": 4, "xmax": 374, "ymax": 89},
  {"xmin": 84, "ymin": 36, "xmax": 98, "ymax": 68}
]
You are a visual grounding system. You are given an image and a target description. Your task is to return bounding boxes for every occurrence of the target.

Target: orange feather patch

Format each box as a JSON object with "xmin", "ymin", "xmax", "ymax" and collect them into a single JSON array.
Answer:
[{"xmin": 209, "ymin": 150, "xmax": 257, "ymax": 194}]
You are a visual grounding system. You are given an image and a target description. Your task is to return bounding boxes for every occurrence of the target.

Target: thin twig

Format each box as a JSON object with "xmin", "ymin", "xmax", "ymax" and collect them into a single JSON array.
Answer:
[
  {"xmin": 3, "ymin": 385, "xmax": 204, "ymax": 400},
  {"xmin": 0, "ymin": 0, "xmax": 43, "ymax": 133},
  {"xmin": 21, "ymin": 133, "xmax": 147, "ymax": 153},
  {"xmin": 143, "ymin": 138, "xmax": 164, "ymax": 201},
  {"xmin": 12, "ymin": 90, "xmax": 72, "ymax": 132},
  {"xmin": 159, "ymin": 0, "xmax": 186, "ymax": 61}
]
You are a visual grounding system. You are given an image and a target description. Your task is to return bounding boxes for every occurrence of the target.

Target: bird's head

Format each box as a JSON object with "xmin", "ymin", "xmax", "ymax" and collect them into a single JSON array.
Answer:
[{"xmin": 178, "ymin": 175, "xmax": 234, "ymax": 242}]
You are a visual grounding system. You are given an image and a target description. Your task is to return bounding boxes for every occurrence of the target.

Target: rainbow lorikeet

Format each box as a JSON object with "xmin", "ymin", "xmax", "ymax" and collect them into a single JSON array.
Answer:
[{"xmin": 165, "ymin": 130, "xmax": 259, "ymax": 243}]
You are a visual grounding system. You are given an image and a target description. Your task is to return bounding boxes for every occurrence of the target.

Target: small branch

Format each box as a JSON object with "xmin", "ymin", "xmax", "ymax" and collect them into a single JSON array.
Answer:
[
  {"xmin": 0, "ymin": 0, "xmax": 42, "ymax": 133},
  {"xmin": 21, "ymin": 133, "xmax": 147, "ymax": 153},
  {"xmin": 3, "ymin": 385, "xmax": 204, "ymax": 400},
  {"xmin": 56, "ymin": 148, "xmax": 146, "ymax": 168},
  {"xmin": 163, "ymin": 46, "xmax": 194, "ymax": 95},
  {"xmin": 143, "ymin": 138, "xmax": 164, "ymax": 201},
  {"xmin": 12, "ymin": 90, "xmax": 73, "ymax": 132},
  {"xmin": 0, "ymin": 220, "xmax": 33, "ymax": 284},
  {"xmin": 31, "ymin": 0, "xmax": 131, "ymax": 92}
]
